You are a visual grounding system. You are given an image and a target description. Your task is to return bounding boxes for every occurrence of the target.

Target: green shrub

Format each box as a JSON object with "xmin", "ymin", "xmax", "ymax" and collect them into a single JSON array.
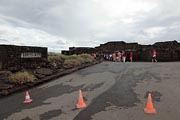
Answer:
[{"xmin": 8, "ymin": 71, "xmax": 36, "ymax": 84}]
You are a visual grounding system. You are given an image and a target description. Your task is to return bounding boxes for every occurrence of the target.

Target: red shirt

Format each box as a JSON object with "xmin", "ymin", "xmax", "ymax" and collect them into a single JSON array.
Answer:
[
  {"xmin": 152, "ymin": 51, "xmax": 157, "ymax": 57},
  {"xmin": 116, "ymin": 52, "xmax": 118, "ymax": 57},
  {"xmin": 122, "ymin": 52, "xmax": 126, "ymax": 57},
  {"xmin": 130, "ymin": 52, "xmax": 133, "ymax": 58}
]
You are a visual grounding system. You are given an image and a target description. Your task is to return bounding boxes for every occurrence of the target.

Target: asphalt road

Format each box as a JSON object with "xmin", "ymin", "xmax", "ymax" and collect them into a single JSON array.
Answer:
[{"xmin": 1, "ymin": 62, "xmax": 180, "ymax": 120}]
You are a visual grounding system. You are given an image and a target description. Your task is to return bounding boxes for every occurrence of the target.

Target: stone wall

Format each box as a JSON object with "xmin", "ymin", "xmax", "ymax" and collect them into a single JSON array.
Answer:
[
  {"xmin": 153, "ymin": 41, "xmax": 180, "ymax": 61},
  {"xmin": 62, "ymin": 40, "xmax": 180, "ymax": 62},
  {"xmin": 0, "ymin": 45, "xmax": 47, "ymax": 71}
]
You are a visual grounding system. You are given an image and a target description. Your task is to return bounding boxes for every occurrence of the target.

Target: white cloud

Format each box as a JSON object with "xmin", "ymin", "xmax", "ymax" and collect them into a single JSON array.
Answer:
[
  {"xmin": 0, "ymin": 23, "xmax": 71, "ymax": 52},
  {"xmin": 144, "ymin": 27, "xmax": 166, "ymax": 38},
  {"xmin": 94, "ymin": 0, "xmax": 157, "ymax": 16},
  {"xmin": 0, "ymin": 0, "xmax": 180, "ymax": 52}
]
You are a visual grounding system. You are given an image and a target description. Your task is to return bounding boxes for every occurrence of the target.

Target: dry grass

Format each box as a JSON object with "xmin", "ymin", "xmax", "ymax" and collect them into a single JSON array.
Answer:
[
  {"xmin": 8, "ymin": 71, "xmax": 36, "ymax": 84},
  {"xmin": 48, "ymin": 54, "xmax": 64, "ymax": 62},
  {"xmin": 63, "ymin": 59, "xmax": 81, "ymax": 67},
  {"xmin": 79, "ymin": 54, "xmax": 95, "ymax": 63},
  {"xmin": 48, "ymin": 54, "xmax": 95, "ymax": 66}
]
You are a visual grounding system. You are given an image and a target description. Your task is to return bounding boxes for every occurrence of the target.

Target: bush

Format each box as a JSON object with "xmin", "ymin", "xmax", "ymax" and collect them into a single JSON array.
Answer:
[
  {"xmin": 48, "ymin": 54, "xmax": 78, "ymax": 62},
  {"xmin": 76, "ymin": 57, "xmax": 86, "ymax": 63},
  {"xmin": 8, "ymin": 71, "xmax": 36, "ymax": 85},
  {"xmin": 48, "ymin": 54, "xmax": 65, "ymax": 62},
  {"xmin": 79, "ymin": 54, "xmax": 95, "ymax": 63},
  {"xmin": 63, "ymin": 59, "xmax": 81, "ymax": 67},
  {"xmin": 79, "ymin": 54, "xmax": 93, "ymax": 59},
  {"xmin": 66, "ymin": 55, "xmax": 79, "ymax": 60},
  {"xmin": 48, "ymin": 54, "xmax": 95, "ymax": 69}
]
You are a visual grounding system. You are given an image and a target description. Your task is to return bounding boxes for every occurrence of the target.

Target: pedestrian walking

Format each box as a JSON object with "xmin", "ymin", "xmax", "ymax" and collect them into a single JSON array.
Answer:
[{"xmin": 152, "ymin": 49, "xmax": 157, "ymax": 62}]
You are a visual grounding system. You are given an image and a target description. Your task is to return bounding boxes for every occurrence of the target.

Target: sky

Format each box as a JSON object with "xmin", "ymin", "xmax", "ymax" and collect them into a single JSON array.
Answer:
[{"xmin": 0, "ymin": 0, "xmax": 180, "ymax": 52}]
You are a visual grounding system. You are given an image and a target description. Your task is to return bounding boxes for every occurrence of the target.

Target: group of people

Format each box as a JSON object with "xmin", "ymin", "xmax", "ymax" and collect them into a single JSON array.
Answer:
[
  {"xmin": 104, "ymin": 51, "xmax": 133, "ymax": 62},
  {"xmin": 103, "ymin": 49, "xmax": 158, "ymax": 63}
]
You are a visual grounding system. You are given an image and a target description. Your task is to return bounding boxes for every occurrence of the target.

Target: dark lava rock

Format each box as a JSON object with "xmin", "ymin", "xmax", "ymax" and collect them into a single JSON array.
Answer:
[
  {"xmin": 48, "ymin": 58, "xmax": 65, "ymax": 69},
  {"xmin": 35, "ymin": 68, "xmax": 53, "ymax": 76},
  {"xmin": 0, "ymin": 84, "xmax": 14, "ymax": 90},
  {"xmin": 0, "ymin": 71, "xmax": 12, "ymax": 80}
]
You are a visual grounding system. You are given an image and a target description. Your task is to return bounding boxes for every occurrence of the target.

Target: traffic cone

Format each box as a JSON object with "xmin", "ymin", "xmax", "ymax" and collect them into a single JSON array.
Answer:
[
  {"xmin": 76, "ymin": 90, "xmax": 86, "ymax": 109},
  {"xmin": 144, "ymin": 93, "xmax": 156, "ymax": 114},
  {"xmin": 24, "ymin": 91, "xmax": 33, "ymax": 103}
]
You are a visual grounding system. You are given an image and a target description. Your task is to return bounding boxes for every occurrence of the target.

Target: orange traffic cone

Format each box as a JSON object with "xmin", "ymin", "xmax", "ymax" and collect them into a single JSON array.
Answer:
[
  {"xmin": 24, "ymin": 91, "xmax": 33, "ymax": 104},
  {"xmin": 144, "ymin": 93, "xmax": 156, "ymax": 114},
  {"xmin": 76, "ymin": 90, "xmax": 86, "ymax": 109}
]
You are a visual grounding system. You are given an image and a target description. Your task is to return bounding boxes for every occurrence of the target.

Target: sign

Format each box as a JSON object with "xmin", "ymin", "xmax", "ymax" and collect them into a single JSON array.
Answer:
[{"xmin": 21, "ymin": 52, "xmax": 42, "ymax": 58}]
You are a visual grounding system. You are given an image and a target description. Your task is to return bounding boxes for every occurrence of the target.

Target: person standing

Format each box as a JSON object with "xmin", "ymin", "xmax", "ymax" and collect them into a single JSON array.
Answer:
[
  {"xmin": 152, "ymin": 49, "xmax": 157, "ymax": 62},
  {"xmin": 109, "ymin": 54, "xmax": 112, "ymax": 61},
  {"xmin": 130, "ymin": 52, "xmax": 133, "ymax": 62},
  {"xmin": 117, "ymin": 51, "xmax": 121, "ymax": 62},
  {"xmin": 122, "ymin": 51, "xmax": 126, "ymax": 62},
  {"xmin": 113, "ymin": 52, "xmax": 117, "ymax": 62}
]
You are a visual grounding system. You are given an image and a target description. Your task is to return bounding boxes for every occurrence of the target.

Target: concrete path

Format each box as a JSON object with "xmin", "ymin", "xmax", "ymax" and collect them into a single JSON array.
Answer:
[{"xmin": 1, "ymin": 62, "xmax": 180, "ymax": 120}]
